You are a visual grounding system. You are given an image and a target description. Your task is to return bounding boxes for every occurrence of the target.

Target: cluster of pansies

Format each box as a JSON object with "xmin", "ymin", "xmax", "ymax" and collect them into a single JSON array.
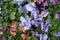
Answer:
[{"xmin": 0, "ymin": 0, "xmax": 60, "ymax": 40}]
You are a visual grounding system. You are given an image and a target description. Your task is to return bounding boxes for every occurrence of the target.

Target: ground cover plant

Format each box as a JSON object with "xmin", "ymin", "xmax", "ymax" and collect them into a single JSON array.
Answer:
[{"xmin": 0, "ymin": 0, "xmax": 60, "ymax": 40}]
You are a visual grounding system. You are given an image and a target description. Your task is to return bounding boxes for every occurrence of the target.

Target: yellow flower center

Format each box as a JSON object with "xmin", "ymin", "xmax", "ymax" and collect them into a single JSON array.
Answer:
[{"xmin": 34, "ymin": 0, "xmax": 36, "ymax": 2}]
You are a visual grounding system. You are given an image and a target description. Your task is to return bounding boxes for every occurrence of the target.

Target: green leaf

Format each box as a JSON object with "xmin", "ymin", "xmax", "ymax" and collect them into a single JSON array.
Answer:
[
  {"xmin": 30, "ymin": 36, "xmax": 38, "ymax": 40},
  {"xmin": 10, "ymin": 12, "xmax": 16, "ymax": 16},
  {"xmin": 10, "ymin": 15, "xmax": 16, "ymax": 20},
  {"xmin": 3, "ymin": 22, "xmax": 9, "ymax": 26},
  {"xmin": 8, "ymin": 36, "xmax": 12, "ymax": 40},
  {"xmin": 0, "ymin": 23, "xmax": 2, "ymax": 26},
  {"xmin": 10, "ymin": 12, "xmax": 16, "ymax": 20}
]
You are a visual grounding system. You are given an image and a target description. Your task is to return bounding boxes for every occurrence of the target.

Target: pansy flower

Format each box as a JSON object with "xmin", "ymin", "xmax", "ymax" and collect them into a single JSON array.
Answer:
[
  {"xmin": 43, "ymin": 1, "xmax": 48, "ymax": 8},
  {"xmin": 11, "ymin": 21, "xmax": 17, "ymax": 28},
  {"xmin": 19, "ymin": 16, "xmax": 31, "ymax": 32},
  {"xmin": 20, "ymin": 16, "xmax": 31, "ymax": 26},
  {"xmin": 31, "ymin": 9, "xmax": 39, "ymax": 18},
  {"xmin": 36, "ymin": 0, "xmax": 43, "ymax": 4},
  {"xmin": 21, "ymin": 33, "xmax": 29, "ymax": 40},
  {"xmin": 50, "ymin": 0, "xmax": 58, "ymax": 5},
  {"xmin": 53, "ymin": 32, "xmax": 60, "ymax": 37},
  {"xmin": 9, "ymin": 21, "xmax": 17, "ymax": 36},
  {"xmin": 18, "ymin": 6, "xmax": 28, "ymax": 12},
  {"xmin": 2, "ymin": 37, "xmax": 6, "ymax": 40},
  {"xmin": 40, "ymin": 20, "xmax": 44, "ymax": 30},
  {"xmin": 39, "ymin": 34, "xmax": 48, "ymax": 40},
  {"xmin": 18, "ymin": 2, "xmax": 36, "ymax": 12},
  {"xmin": 18, "ymin": 25, "xmax": 30, "ymax": 32},
  {"xmin": 24, "ymin": 14, "xmax": 32, "ymax": 21},
  {"xmin": 34, "ymin": 15, "xmax": 43, "ymax": 21},
  {"xmin": 55, "ymin": 13, "xmax": 60, "ymax": 19},
  {"xmin": 24, "ymin": 4, "xmax": 34, "ymax": 12},
  {"xmin": 20, "ymin": 16, "xmax": 27, "ymax": 23},
  {"xmin": 40, "ymin": 20, "xmax": 51, "ymax": 32},
  {"xmin": 31, "ymin": 20, "xmax": 39, "ymax": 27},
  {"xmin": 43, "ymin": 20, "xmax": 51, "ymax": 32},
  {"xmin": 31, "ymin": 31, "xmax": 48, "ymax": 40},
  {"xmin": 0, "ymin": 26, "xmax": 6, "ymax": 35},
  {"xmin": 39, "ymin": 10, "xmax": 48, "ymax": 17},
  {"xmin": 31, "ymin": 31, "xmax": 39, "ymax": 36},
  {"xmin": 9, "ymin": 27, "xmax": 16, "ymax": 36}
]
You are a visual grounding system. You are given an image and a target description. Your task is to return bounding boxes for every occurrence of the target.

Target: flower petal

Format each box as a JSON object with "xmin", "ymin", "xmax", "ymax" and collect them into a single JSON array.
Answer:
[
  {"xmin": 42, "ymin": 34, "xmax": 48, "ymax": 40},
  {"xmin": 43, "ymin": 20, "xmax": 51, "ymax": 32},
  {"xmin": 20, "ymin": 16, "xmax": 26, "ymax": 23},
  {"xmin": 53, "ymin": 32, "xmax": 60, "ymax": 37}
]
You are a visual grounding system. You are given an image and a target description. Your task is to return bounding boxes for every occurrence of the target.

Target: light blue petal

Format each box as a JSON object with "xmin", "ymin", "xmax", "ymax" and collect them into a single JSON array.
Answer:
[
  {"xmin": 39, "ymin": 34, "xmax": 43, "ymax": 40},
  {"xmin": 40, "ymin": 20, "xmax": 44, "ymax": 30},
  {"xmin": 24, "ymin": 4, "xmax": 34, "ymax": 11},
  {"xmin": 43, "ymin": 20, "xmax": 51, "ymax": 32},
  {"xmin": 20, "ymin": 16, "xmax": 26, "ymax": 23},
  {"xmin": 18, "ymin": 6, "xmax": 27, "ymax": 12},
  {"xmin": 34, "ymin": 16, "xmax": 43, "ymax": 20},
  {"xmin": 43, "ymin": 34, "xmax": 48, "ymax": 40}
]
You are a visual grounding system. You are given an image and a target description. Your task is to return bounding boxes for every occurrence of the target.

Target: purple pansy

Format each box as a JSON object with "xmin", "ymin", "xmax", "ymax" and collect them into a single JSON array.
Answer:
[
  {"xmin": 40, "ymin": 20, "xmax": 44, "ymax": 30},
  {"xmin": 36, "ymin": 0, "xmax": 44, "ymax": 4},
  {"xmin": 20, "ymin": 16, "xmax": 27, "ymax": 23},
  {"xmin": 39, "ymin": 8, "xmax": 49, "ymax": 17},
  {"xmin": 55, "ymin": 13, "xmax": 60, "ymax": 19},
  {"xmin": 31, "ymin": 31, "xmax": 48, "ymax": 40},
  {"xmin": 18, "ymin": 6, "xmax": 28, "ymax": 12},
  {"xmin": 39, "ymin": 11, "xmax": 48, "ymax": 17},
  {"xmin": 18, "ymin": 2, "xmax": 36, "ymax": 12},
  {"xmin": 43, "ymin": 20, "xmax": 51, "ymax": 32},
  {"xmin": 53, "ymin": 32, "xmax": 60, "ymax": 37},
  {"xmin": 40, "ymin": 20, "xmax": 51, "ymax": 32},
  {"xmin": 50, "ymin": 0, "xmax": 58, "ymax": 5},
  {"xmin": 34, "ymin": 15, "xmax": 43, "ymax": 21},
  {"xmin": 43, "ymin": 1, "xmax": 48, "ymax": 7},
  {"xmin": 58, "ymin": 13, "xmax": 60, "ymax": 18},
  {"xmin": 39, "ymin": 34, "xmax": 48, "ymax": 40},
  {"xmin": 31, "ymin": 31, "xmax": 39, "ymax": 36},
  {"xmin": 24, "ymin": 4, "xmax": 34, "ymax": 12},
  {"xmin": 50, "ymin": 0, "xmax": 57, "ymax": 3},
  {"xmin": 24, "ymin": 14, "xmax": 32, "ymax": 20},
  {"xmin": 19, "ymin": 16, "xmax": 31, "ymax": 31},
  {"xmin": 0, "ymin": 26, "xmax": 6, "ymax": 31},
  {"xmin": 31, "ymin": 20, "xmax": 39, "ymax": 27},
  {"xmin": 31, "ymin": 9, "xmax": 39, "ymax": 18}
]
